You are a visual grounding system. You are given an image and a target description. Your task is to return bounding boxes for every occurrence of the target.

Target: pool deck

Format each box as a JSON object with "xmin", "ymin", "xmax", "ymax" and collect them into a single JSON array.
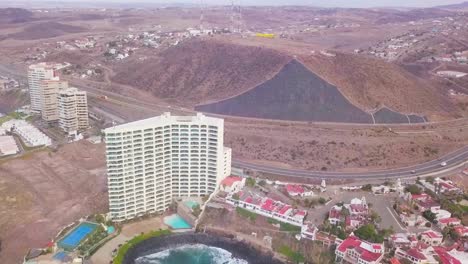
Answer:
[{"xmin": 90, "ymin": 217, "xmax": 168, "ymax": 264}]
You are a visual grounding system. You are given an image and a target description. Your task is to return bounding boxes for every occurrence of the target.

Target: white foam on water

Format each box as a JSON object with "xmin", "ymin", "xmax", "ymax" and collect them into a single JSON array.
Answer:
[{"xmin": 136, "ymin": 244, "xmax": 249, "ymax": 264}]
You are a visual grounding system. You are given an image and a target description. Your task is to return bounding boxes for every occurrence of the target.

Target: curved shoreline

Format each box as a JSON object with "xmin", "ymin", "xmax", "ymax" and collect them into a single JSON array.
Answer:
[{"xmin": 122, "ymin": 232, "xmax": 284, "ymax": 264}]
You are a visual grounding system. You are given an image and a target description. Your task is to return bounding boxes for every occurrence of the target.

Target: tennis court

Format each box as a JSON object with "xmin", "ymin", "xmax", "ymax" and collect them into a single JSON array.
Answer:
[{"xmin": 58, "ymin": 222, "xmax": 98, "ymax": 251}]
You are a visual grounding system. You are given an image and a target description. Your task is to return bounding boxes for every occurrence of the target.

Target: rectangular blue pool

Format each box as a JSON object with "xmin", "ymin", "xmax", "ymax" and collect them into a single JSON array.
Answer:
[
  {"xmin": 164, "ymin": 214, "xmax": 192, "ymax": 229},
  {"xmin": 184, "ymin": 200, "xmax": 199, "ymax": 209},
  {"xmin": 58, "ymin": 222, "xmax": 98, "ymax": 251}
]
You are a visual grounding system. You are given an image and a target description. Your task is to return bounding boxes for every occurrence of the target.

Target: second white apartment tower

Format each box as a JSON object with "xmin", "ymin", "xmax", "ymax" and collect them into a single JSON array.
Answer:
[
  {"xmin": 28, "ymin": 63, "xmax": 57, "ymax": 112},
  {"xmin": 105, "ymin": 112, "xmax": 232, "ymax": 221},
  {"xmin": 58, "ymin": 88, "xmax": 89, "ymax": 134}
]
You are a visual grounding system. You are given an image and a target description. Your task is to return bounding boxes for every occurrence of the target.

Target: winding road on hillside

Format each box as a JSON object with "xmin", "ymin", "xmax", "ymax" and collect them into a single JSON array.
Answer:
[
  {"xmin": 233, "ymin": 146, "xmax": 468, "ymax": 180},
  {"xmin": 1, "ymin": 65, "xmax": 466, "ymax": 180},
  {"xmin": 78, "ymin": 81, "xmax": 468, "ymax": 180}
]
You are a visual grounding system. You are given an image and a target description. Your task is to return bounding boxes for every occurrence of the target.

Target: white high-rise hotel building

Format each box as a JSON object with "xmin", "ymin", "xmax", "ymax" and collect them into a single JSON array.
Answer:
[
  {"xmin": 28, "ymin": 63, "xmax": 57, "ymax": 113},
  {"xmin": 105, "ymin": 112, "xmax": 232, "ymax": 221},
  {"xmin": 28, "ymin": 63, "xmax": 89, "ymax": 134}
]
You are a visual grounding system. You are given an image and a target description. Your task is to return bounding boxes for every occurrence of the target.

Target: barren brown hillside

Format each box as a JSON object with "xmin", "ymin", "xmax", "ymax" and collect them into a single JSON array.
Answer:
[
  {"xmin": 0, "ymin": 8, "xmax": 33, "ymax": 24},
  {"xmin": 0, "ymin": 142, "xmax": 107, "ymax": 263},
  {"xmin": 112, "ymin": 38, "xmax": 457, "ymax": 121},
  {"xmin": 0, "ymin": 90, "xmax": 28, "ymax": 113},
  {"xmin": 112, "ymin": 39, "xmax": 291, "ymax": 104},
  {"xmin": 299, "ymin": 53, "xmax": 455, "ymax": 119}
]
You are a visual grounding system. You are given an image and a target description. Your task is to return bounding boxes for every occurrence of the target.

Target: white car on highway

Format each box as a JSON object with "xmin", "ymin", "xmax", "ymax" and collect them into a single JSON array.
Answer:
[{"xmin": 440, "ymin": 162, "xmax": 447, "ymax": 167}]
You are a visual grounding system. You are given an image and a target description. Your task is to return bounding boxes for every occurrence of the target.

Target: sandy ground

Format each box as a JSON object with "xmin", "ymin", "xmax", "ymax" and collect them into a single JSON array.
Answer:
[
  {"xmin": 91, "ymin": 217, "xmax": 166, "ymax": 264},
  {"xmin": 0, "ymin": 141, "xmax": 108, "ymax": 263}
]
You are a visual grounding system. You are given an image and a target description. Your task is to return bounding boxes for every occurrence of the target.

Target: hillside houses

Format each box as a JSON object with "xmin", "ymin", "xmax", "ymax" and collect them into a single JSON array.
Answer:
[
  {"xmin": 226, "ymin": 191, "xmax": 307, "ymax": 226},
  {"xmin": 328, "ymin": 197, "xmax": 370, "ymax": 229},
  {"xmin": 335, "ymin": 235, "xmax": 384, "ymax": 264}
]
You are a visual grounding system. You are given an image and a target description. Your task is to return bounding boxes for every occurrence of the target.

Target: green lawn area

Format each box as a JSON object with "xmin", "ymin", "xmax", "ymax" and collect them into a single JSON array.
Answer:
[
  {"xmin": 0, "ymin": 115, "xmax": 12, "ymax": 125},
  {"xmin": 113, "ymin": 229, "xmax": 171, "ymax": 264},
  {"xmin": 267, "ymin": 218, "xmax": 301, "ymax": 232},
  {"xmin": 78, "ymin": 225, "xmax": 108, "ymax": 256},
  {"xmin": 0, "ymin": 112, "xmax": 29, "ymax": 125},
  {"xmin": 278, "ymin": 245, "xmax": 305, "ymax": 263},
  {"xmin": 236, "ymin": 207, "xmax": 257, "ymax": 221},
  {"xmin": 457, "ymin": 204, "xmax": 468, "ymax": 213},
  {"xmin": 279, "ymin": 222, "xmax": 301, "ymax": 232}
]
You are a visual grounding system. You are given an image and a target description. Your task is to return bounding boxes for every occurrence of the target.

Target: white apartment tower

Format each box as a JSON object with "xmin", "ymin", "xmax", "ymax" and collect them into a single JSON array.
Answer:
[
  {"xmin": 28, "ymin": 63, "xmax": 57, "ymax": 112},
  {"xmin": 41, "ymin": 80, "xmax": 69, "ymax": 122},
  {"xmin": 58, "ymin": 88, "xmax": 89, "ymax": 134},
  {"xmin": 104, "ymin": 113, "xmax": 232, "ymax": 221}
]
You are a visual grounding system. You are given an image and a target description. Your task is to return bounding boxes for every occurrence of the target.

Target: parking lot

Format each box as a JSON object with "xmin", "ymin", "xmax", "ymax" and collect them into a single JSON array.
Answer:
[{"xmin": 305, "ymin": 187, "xmax": 406, "ymax": 232}]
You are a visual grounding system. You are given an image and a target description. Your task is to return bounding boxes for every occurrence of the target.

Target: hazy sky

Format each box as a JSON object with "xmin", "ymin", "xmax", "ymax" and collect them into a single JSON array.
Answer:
[{"xmin": 25, "ymin": 0, "xmax": 466, "ymax": 8}]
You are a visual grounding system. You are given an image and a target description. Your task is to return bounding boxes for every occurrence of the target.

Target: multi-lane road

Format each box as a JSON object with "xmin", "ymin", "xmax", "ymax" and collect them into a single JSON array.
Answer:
[
  {"xmin": 233, "ymin": 146, "xmax": 468, "ymax": 180},
  {"xmin": 2, "ymin": 65, "xmax": 466, "ymax": 180},
  {"xmin": 81, "ymin": 81, "xmax": 468, "ymax": 181}
]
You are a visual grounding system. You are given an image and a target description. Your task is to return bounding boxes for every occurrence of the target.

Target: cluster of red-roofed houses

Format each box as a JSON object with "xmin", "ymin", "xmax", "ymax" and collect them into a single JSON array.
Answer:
[
  {"xmin": 219, "ymin": 175, "xmax": 468, "ymax": 264},
  {"xmin": 401, "ymin": 192, "xmax": 467, "ymax": 232},
  {"xmin": 226, "ymin": 190, "xmax": 307, "ymax": 226},
  {"xmin": 335, "ymin": 235, "xmax": 385, "ymax": 264},
  {"xmin": 387, "ymin": 184, "xmax": 468, "ymax": 264},
  {"xmin": 328, "ymin": 197, "xmax": 370, "ymax": 229},
  {"xmin": 392, "ymin": 240, "xmax": 468, "ymax": 264},
  {"xmin": 333, "ymin": 226, "xmax": 468, "ymax": 264}
]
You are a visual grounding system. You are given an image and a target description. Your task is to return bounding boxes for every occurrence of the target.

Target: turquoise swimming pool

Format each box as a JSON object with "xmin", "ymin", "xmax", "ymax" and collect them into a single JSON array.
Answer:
[
  {"xmin": 164, "ymin": 214, "xmax": 192, "ymax": 229},
  {"xmin": 184, "ymin": 200, "xmax": 199, "ymax": 209},
  {"xmin": 107, "ymin": 226, "xmax": 115, "ymax": 234}
]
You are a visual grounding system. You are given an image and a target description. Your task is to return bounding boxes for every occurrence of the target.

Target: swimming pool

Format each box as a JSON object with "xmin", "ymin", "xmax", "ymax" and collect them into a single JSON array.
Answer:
[
  {"xmin": 164, "ymin": 214, "xmax": 192, "ymax": 229},
  {"xmin": 107, "ymin": 226, "xmax": 115, "ymax": 234},
  {"xmin": 184, "ymin": 200, "xmax": 199, "ymax": 209},
  {"xmin": 58, "ymin": 222, "xmax": 98, "ymax": 251}
]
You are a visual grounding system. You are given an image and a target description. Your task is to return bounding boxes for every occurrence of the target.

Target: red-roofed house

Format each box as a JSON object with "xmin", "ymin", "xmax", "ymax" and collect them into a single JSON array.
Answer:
[
  {"xmin": 220, "ymin": 176, "xmax": 245, "ymax": 193},
  {"xmin": 438, "ymin": 218, "xmax": 461, "ymax": 229},
  {"xmin": 301, "ymin": 224, "xmax": 318, "ymax": 240},
  {"xmin": 454, "ymin": 225, "xmax": 468, "ymax": 237},
  {"xmin": 433, "ymin": 247, "xmax": 463, "ymax": 264},
  {"xmin": 226, "ymin": 194, "xmax": 305, "ymax": 226},
  {"xmin": 285, "ymin": 184, "xmax": 314, "ymax": 197},
  {"xmin": 335, "ymin": 235, "xmax": 384, "ymax": 264},
  {"xmin": 328, "ymin": 206, "xmax": 343, "ymax": 225},
  {"xmin": 261, "ymin": 198, "xmax": 275, "ymax": 212},
  {"xmin": 390, "ymin": 233, "xmax": 418, "ymax": 248},
  {"xmin": 395, "ymin": 247, "xmax": 438, "ymax": 264},
  {"xmin": 435, "ymin": 178, "xmax": 460, "ymax": 194},
  {"xmin": 390, "ymin": 257, "xmax": 401, "ymax": 264},
  {"xmin": 420, "ymin": 230, "xmax": 443, "ymax": 246},
  {"xmin": 328, "ymin": 197, "xmax": 369, "ymax": 229},
  {"xmin": 410, "ymin": 193, "xmax": 429, "ymax": 201}
]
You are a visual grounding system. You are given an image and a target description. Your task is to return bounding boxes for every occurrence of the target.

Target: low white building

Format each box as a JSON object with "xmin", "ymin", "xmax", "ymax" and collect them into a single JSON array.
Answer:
[
  {"xmin": 226, "ymin": 193, "xmax": 307, "ymax": 226},
  {"xmin": 371, "ymin": 185, "xmax": 390, "ymax": 194},
  {"xmin": 286, "ymin": 184, "xmax": 314, "ymax": 197},
  {"xmin": 220, "ymin": 176, "xmax": 245, "ymax": 193},
  {"xmin": 0, "ymin": 136, "xmax": 19, "ymax": 156},
  {"xmin": 335, "ymin": 235, "xmax": 384, "ymax": 264},
  {"xmin": 301, "ymin": 224, "xmax": 318, "ymax": 240},
  {"xmin": 437, "ymin": 71, "xmax": 467, "ymax": 78},
  {"xmin": 420, "ymin": 230, "xmax": 443, "ymax": 246},
  {"xmin": 2, "ymin": 120, "xmax": 52, "ymax": 147},
  {"xmin": 431, "ymin": 207, "xmax": 451, "ymax": 220}
]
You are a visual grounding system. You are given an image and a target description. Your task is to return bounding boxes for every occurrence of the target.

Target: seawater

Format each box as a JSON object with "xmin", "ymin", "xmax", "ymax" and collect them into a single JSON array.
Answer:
[{"xmin": 135, "ymin": 244, "xmax": 249, "ymax": 264}]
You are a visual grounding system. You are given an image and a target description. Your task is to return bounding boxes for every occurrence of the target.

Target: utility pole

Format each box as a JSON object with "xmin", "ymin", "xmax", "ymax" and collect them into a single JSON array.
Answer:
[{"xmin": 199, "ymin": 0, "xmax": 205, "ymax": 30}]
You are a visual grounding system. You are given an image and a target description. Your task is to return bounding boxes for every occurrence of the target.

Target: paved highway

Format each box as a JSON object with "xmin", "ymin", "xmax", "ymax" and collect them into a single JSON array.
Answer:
[
  {"xmin": 5, "ymin": 66, "xmax": 465, "ymax": 181},
  {"xmin": 233, "ymin": 146, "xmax": 468, "ymax": 179},
  {"xmin": 75, "ymin": 79, "xmax": 468, "ymax": 180}
]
